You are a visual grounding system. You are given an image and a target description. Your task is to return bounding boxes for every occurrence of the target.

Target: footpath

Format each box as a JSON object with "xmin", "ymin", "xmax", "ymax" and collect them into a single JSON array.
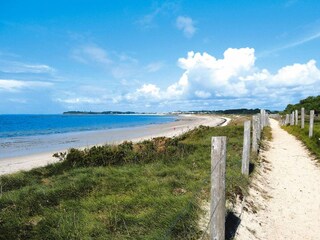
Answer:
[{"xmin": 236, "ymin": 119, "xmax": 320, "ymax": 240}]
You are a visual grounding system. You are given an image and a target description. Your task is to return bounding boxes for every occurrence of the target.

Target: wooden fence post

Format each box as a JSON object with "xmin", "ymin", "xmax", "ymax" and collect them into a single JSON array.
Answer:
[
  {"xmin": 293, "ymin": 111, "xmax": 296, "ymax": 125},
  {"xmin": 309, "ymin": 110, "xmax": 315, "ymax": 138},
  {"xmin": 301, "ymin": 108, "xmax": 305, "ymax": 129},
  {"xmin": 260, "ymin": 109, "xmax": 265, "ymax": 128},
  {"xmin": 252, "ymin": 116, "xmax": 258, "ymax": 154},
  {"xmin": 289, "ymin": 113, "xmax": 292, "ymax": 125},
  {"xmin": 257, "ymin": 113, "xmax": 261, "ymax": 141},
  {"xmin": 265, "ymin": 111, "xmax": 268, "ymax": 126},
  {"xmin": 290, "ymin": 112, "xmax": 294, "ymax": 126},
  {"xmin": 266, "ymin": 113, "xmax": 270, "ymax": 126},
  {"xmin": 210, "ymin": 136, "xmax": 227, "ymax": 240},
  {"xmin": 295, "ymin": 110, "xmax": 298, "ymax": 126},
  {"xmin": 242, "ymin": 121, "xmax": 251, "ymax": 175},
  {"xmin": 285, "ymin": 114, "xmax": 290, "ymax": 125}
]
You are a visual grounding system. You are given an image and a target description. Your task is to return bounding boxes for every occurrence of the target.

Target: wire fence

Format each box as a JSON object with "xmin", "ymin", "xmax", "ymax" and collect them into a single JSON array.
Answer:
[
  {"xmin": 160, "ymin": 167, "xmax": 212, "ymax": 239},
  {"xmin": 280, "ymin": 109, "xmax": 317, "ymax": 138},
  {"xmin": 159, "ymin": 165, "xmax": 247, "ymax": 240},
  {"xmin": 160, "ymin": 110, "xmax": 270, "ymax": 240}
]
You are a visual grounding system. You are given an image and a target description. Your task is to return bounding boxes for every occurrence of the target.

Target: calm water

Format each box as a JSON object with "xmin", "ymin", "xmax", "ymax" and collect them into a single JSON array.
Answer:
[{"xmin": 0, "ymin": 114, "xmax": 177, "ymax": 138}]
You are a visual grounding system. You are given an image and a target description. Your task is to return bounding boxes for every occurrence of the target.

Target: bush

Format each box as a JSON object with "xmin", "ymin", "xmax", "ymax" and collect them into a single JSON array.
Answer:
[
  {"xmin": 65, "ymin": 148, "xmax": 85, "ymax": 167},
  {"xmin": 63, "ymin": 138, "xmax": 193, "ymax": 168}
]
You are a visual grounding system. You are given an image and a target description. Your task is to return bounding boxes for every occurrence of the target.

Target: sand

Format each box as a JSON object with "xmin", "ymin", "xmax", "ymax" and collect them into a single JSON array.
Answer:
[
  {"xmin": 236, "ymin": 119, "xmax": 320, "ymax": 240},
  {"xmin": 0, "ymin": 114, "xmax": 229, "ymax": 176}
]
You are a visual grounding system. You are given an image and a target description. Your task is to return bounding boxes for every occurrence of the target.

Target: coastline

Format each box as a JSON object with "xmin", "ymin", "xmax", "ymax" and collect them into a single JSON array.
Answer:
[{"xmin": 0, "ymin": 114, "xmax": 229, "ymax": 175}]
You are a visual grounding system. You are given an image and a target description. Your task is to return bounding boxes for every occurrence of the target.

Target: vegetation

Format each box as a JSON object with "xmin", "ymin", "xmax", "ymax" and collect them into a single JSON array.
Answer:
[
  {"xmin": 64, "ymin": 108, "xmax": 277, "ymax": 115},
  {"xmin": 284, "ymin": 95, "xmax": 320, "ymax": 114},
  {"xmin": 172, "ymin": 108, "xmax": 276, "ymax": 115},
  {"xmin": 0, "ymin": 121, "xmax": 264, "ymax": 239},
  {"xmin": 63, "ymin": 111, "xmax": 137, "ymax": 115},
  {"xmin": 282, "ymin": 95, "xmax": 320, "ymax": 159},
  {"xmin": 282, "ymin": 116, "xmax": 320, "ymax": 159}
]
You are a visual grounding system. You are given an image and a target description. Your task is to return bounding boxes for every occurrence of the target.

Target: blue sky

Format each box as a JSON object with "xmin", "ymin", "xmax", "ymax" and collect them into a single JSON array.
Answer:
[{"xmin": 1, "ymin": 0, "xmax": 320, "ymax": 113}]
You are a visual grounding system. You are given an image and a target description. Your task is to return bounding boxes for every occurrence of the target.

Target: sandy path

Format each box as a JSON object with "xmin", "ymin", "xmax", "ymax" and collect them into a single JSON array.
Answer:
[
  {"xmin": 0, "ymin": 115, "xmax": 229, "ymax": 176},
  {"xmin": 236, "ymin": 119, "xmax": 320, "ymax": 240}
]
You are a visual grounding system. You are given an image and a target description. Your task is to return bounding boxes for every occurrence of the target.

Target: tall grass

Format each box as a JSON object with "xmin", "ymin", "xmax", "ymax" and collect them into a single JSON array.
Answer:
[
  {"xmin": 283, "ymin": 121, "xmax": 320, "ymax": 159},
  {"xmin": 0, "ymin": 122, "xmax": 258, "ymax": 239}
]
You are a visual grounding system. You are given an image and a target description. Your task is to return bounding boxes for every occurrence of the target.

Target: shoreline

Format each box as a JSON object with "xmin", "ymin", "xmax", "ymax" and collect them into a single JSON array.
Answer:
[
  {"xmin": 0, "ymin": 114, "xmax": 230, "ymax": 175},
  {"xmin": 0, "ymin": 116, "xmax": 180, "ymax": 159},
  {"xmin": 0, "ymin": 113, "xmax": 177, "ymax": 139}
]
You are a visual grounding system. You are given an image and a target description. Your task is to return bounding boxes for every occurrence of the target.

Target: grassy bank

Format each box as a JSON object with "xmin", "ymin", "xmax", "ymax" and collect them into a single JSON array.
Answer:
[
  {"xmin": 282, "ymin": 119, "xmax": 320, "ymax": 159},
  {"xmin": 0, "ymin": 120, "xmax": 260, "ymax": 239}
]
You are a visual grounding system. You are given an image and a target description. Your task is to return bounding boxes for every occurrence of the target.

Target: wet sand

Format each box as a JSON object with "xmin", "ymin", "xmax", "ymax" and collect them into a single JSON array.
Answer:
[{"xmin": 0, "ymin": 114, "xmax": 229, "ymax": 175}]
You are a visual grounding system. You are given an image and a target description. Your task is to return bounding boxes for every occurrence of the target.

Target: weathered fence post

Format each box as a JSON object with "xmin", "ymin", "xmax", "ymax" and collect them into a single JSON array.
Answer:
[
  {"xmin": 301, "ymin": 108, "xmax": 305, "ymax": 129},
  {"xmin": 252, "ymin": 116, "xmax": 258, "ymax": 154},
  {"xmin": 293, "ymin": 111, "xmax": 296, "ymax": 125},
  {"xmin": 260, "ymin": 109, "xmax": 265, "ymax": 128},
  {"xmin": 295, "ymin": 110, "xmax": 298, "ymax": 126},
  {"xmin": 285, "ymin": 114, "xmax": 290, "ymax": 125},
  {"xmin": 242, "ymin": 121, "xmax": 251, "ymax": 175},
  {"xmin": 257, "ymin": 113, "xmax": 261, "ymax": 141},
  {"xmin": 289, "ymin": 113, "xmax": 292, "ymax": 125},
  {"xmin": 290, "ymin": 111, "xmax": 294, "ymax": 126},
  {"xmin": 210, "ymin": 136, "xmax": 227, "ymax": 240},
  {"xmin": 266, "ymin": 113, "xmax": 270, "ymax": 126},
  {"xmin": 309, "ymin": 110, "xmax": 315, "ymax": 138}
]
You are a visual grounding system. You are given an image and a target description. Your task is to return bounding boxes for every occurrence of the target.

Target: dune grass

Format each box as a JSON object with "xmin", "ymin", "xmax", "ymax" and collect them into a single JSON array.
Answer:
[
  {"xmin": 282, "ymin": 120, "xmax": 320, "ymax": 159},
  {"xmin": 0, "ymin": 121, "xmax": 259, "ymax": 239}
]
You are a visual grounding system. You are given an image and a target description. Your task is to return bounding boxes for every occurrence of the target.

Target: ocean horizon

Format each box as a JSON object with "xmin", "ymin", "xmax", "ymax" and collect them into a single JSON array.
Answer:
[{"xmin": 0, "ymin": 114, "xmax": 177, "ymax": 139}]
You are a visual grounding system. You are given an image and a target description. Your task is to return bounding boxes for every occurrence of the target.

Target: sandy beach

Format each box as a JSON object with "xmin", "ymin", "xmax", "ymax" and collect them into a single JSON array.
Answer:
[{"xmin": 0, "ymin": 114, "xmax": 229, "ymax": 175}]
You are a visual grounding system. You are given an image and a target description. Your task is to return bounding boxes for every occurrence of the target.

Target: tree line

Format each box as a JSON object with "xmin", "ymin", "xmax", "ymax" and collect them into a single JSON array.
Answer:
[{"xmin": 284, "ymin": 95, "xmax": 320, "ymax": 114}]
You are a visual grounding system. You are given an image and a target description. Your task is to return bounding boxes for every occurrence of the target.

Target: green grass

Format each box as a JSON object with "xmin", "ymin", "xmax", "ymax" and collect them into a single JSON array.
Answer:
[
  {"xmin": 283, "ymin": 120, "xmax": 320, "ymax": 159},
  {"xmin": 0, "ymin": 122, "xmax": 261, "ymax": 239}
]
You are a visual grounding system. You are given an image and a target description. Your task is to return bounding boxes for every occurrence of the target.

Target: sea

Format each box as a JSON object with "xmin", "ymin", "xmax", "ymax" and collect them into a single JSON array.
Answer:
[
  {"xmin": 0, "ymin": 114, "xmax": 177, "ymax": 159},
  {"xmin": 0, "ymin": 114, "xmax": 177, "ymax": 138}
]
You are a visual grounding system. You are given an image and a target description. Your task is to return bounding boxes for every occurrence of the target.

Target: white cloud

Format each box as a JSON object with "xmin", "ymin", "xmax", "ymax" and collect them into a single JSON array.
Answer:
[
  {"xmin": 126, "ymin": 84, "xmax": 159, "ymax": 101},
  {"xmin": 137, "ymin": 2, "xmax": 179, "ymax": 29},
  {"xmin": 125, "ymin": 47, "xmax": 320, "ymax": 109},
  {"xmin": 137, "ymin": 84, "xmax": 161, "ymax": 98},
  {"xmin": 195, "ymin": 90, "xmax": 211, "ymax": 98},
  {"xmin": 55, "ymin": 97, "xmax": 103, "ymax": 104},
  {"xmin": 176, "ymin": 16, "xmax": 196, "ymax": 38},
  {"xmin": 19, "ymin": 64, "xmax": 54, "ymax": 73},
  {"xmin": 175, "ymin": 48, "xmax": 255, "ymax": 97},
  {"xmin": 269, "ymin": 60, "xmax": 320, "ymax": 86},
  {"xmin": 0, "ymin": 60, "xmax": 55, "ymax": 74},
  {"xmin": 117, "ymin": 53, "xmax": 138, "ymax": 64},
  {"xmin": 8, "ymin": 98, "xmax": 28, "ymax": 104},
  {"xmin": 0, "ymin": 79, "xmax": 53, "ymax": 92},
  {"xmin": 260, "ymin": 28, "xmax": 320, "ymax": 57},
  {"xmin": 53, "ymin": 86, "xmax": 112, "ymax": 106},
  {"xmin": 71, "ymin": 45, "xmax": 111, "ymax": 64},
  {"xmin": 146, "ymin": 61, "xmax": 164, "ymax": 72},
  {"xmin": 137, "ymin": 9, "xmax": 161, "ymax": 29},
  {"xmin": 277, "ymin": 31, "xmax": 320, "ymax": 52},
  {"xmin": 71, "ymin": 45, "xmax": 140, "ymax": 78}
]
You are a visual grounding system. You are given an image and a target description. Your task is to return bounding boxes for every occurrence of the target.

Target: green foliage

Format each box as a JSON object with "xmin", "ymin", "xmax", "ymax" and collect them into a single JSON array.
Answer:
[
  {"xmin": 283, "ymin": 121, "xmax": 320, "ymax": 159},
  {"xmin": 0, "ymin": 123, "xmax": 258, "ymax": 239},
  {"xmin": 284, "ymin": 95, "xmax": 320, "ymax": 113},
  {"xmin": 63, "ymin": 138, "xmax": 194, "ymax": 168}
]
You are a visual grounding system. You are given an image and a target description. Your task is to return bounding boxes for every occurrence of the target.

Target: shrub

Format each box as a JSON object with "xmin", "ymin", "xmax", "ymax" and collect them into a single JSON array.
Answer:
[
  {"xmin": 65, "ymin": 148, "xmax": 85, "ymax": 167},
  {"xmin": 62, "ymin": 137, "xmax": 193, "ymax": 168}
]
